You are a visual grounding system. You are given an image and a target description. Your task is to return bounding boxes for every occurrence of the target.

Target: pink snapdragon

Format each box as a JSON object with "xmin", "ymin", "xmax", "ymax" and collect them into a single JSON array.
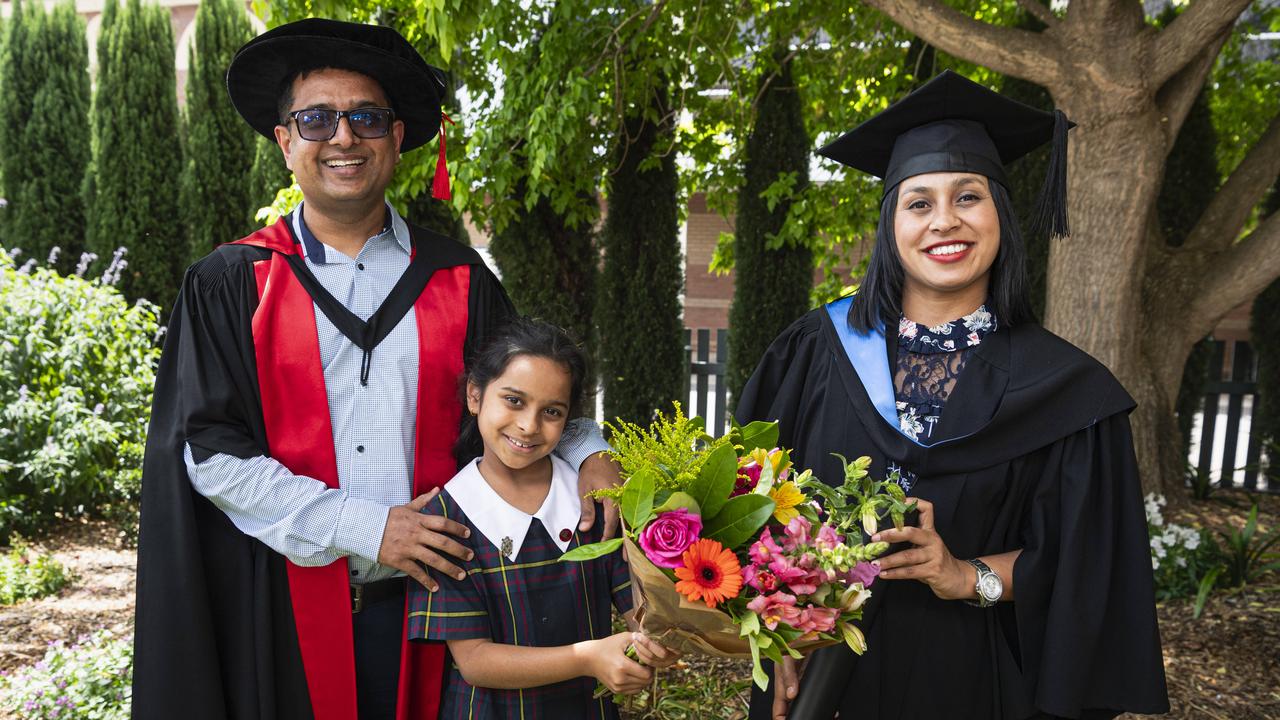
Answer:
[
  {"xmin": 793, "ymin": 605, "xmax": 840, "ymax": 635},
  {"xmin": 846, "ymin": 561, "xmax": 880, "ymax": 589},
  {"xmin": 747, "ymin": 592, "xmax": 801, "ymax": 631},
  {"xmin": 781, "ymin": 516, "xmax": 813, "ymax": 552},
  {"xmin": 638, "ymin": 509, "xmax": 702, "ymax": 569},
  {"xmin": 749, "ymin": 528, "xmax": 783, "ymax": 566}
]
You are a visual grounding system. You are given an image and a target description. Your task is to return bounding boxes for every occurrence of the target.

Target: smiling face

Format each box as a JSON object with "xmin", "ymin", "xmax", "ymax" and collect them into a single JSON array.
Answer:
[
  {"xmin": 273, "ymin": 68, "xmax": 404, "ymax": 217},
  {"xmin": 893, "ymin": 172, "xmax": 1001, "ymax": 313},
  {"xmin": 467, "ymin": 355, "xmax": 573, "ymax": 480}
]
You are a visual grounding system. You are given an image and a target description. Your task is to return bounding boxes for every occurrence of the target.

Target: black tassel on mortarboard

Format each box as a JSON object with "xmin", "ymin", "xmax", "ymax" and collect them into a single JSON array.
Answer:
[{"xmin": 1031, "ymin": 109, "xmax": 1071, "ymax": 240}]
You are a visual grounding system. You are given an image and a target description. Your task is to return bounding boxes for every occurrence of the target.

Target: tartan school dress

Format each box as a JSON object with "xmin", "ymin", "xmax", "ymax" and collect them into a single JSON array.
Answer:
[{"xmin": 407, "ymin": 455, "xmax": 633, "ymax": 720}]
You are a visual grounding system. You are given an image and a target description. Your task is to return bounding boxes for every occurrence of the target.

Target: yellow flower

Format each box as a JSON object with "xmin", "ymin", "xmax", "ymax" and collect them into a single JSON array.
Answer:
[{"xmin": 769, "ymin": 481, "xmax": 805, "ymax": 524}]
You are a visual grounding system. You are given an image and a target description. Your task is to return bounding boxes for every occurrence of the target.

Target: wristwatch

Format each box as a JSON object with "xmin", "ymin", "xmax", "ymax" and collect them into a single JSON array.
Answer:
[{"xmin": 965, "ymin": 558, "xmax": 1003, "ymax": 608}]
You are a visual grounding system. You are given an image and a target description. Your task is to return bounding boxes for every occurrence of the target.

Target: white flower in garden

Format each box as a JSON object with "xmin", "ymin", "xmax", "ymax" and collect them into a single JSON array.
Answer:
[
  {"xmin": 93, "ymin": 403, "xmax": 104, "ymax": 415},
  {"xmin": 1176, "ymin": 556, "xmax": 1187, "ymax": 568},
  {"xmin": 1152, "ymin": 556, "xmax": 1160, "ymax": 570}
]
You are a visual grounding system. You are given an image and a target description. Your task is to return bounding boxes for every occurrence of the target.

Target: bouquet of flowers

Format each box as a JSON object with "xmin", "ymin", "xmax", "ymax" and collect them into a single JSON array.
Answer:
[{"xmin": 562, "ymin": 405, "xmax": 914, "ymax": 689}]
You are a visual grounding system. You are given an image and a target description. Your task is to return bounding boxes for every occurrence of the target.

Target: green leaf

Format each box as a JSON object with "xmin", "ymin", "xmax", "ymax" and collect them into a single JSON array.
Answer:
[
  {"xmin": 654, "ymin": 490, "xmax": 701, "ymax": 516},
  {"xmin": 704, "ymin": 494, "xmax": 776, "ymax": 549},
  {"xmin": 748, "ymin": 634, "xmax": 770, "ymax": 691},
  {"xmin": 560, "ymin": 538, "xmax": 624, "ymax": 563},
  {"xmin": 1193, "ymin": 564, "xmax": 1224, "ymax": 619},
  {"xmin": 685, "ymin": 443, "xmax": 736, "ymax": 519},
  {"xmin": 620, "ymin": 468, "xmax": 656, "ymax": 530},
  {"xmin": 738, "ymin": 421, "xmax": 779, "ymax": 452},
  {"xmin": 738, "ymin": 610, "xmax": 761, "ymax": 637}
]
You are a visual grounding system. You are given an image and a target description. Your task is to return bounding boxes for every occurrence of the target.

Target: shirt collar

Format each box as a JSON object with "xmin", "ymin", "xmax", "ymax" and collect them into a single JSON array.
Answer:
[
  {"xmin": 445, "ymin": 455, "xmax": 582, "ymax": 560},
  {"xmin": 291, "ymin": 201, "xmax": 410, "ymax": 264},
  {"xmin": 898, "ymin": 303, "xmax": 998, "ymax": 354}
]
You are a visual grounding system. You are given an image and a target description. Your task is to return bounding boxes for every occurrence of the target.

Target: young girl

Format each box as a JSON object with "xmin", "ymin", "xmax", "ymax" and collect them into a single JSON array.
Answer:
[{"xmin": 407, "ymin": 318, "xmax": 676, "ymax": 719}]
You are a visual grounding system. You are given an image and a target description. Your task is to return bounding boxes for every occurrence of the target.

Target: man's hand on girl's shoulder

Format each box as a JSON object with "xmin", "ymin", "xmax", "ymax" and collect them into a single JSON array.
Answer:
[
  {"xmin": 377, "ymin": 488, "xmax": 474, "ymax": 592},
  {"xmin": 577, "ymin": 451, "xmax": 622, "ymax": 537}
]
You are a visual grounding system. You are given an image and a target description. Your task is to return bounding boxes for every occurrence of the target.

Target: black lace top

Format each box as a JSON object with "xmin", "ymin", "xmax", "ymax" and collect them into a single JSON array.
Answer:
[{"xmin": 893, "ymin": 304, "xmax": 998, "ymax": 445}]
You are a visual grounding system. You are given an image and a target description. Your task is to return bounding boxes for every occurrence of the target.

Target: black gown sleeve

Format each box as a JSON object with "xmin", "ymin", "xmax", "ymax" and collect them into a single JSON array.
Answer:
[
  {"xmin": 1012, "ymin": 411, "xmax": 1169, "ymax": 718},
  {"xmin": 133, "ymin": 249, "xmax": 311, "ymax": 719}
]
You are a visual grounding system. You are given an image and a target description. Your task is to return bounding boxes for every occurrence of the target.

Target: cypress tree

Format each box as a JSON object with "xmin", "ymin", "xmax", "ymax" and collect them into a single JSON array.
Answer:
[
  {"xmin": 88, "ymin": 0, "xmax": 183, "ymax": 307},
  {"xmin": 0, "ymin": 0, "xmax": 38, "ymax": 249},
  {"xmin": 82, "ymin": 0, "xmax": 118, "ymax": 252},
  {"xmin": 725, "ymin": 49, "xmax": 814, "ymax": 404},
  {"xmin": 247, "ymin": 134, "xmax": 291, "ymax": 227},
  {"xmin": 596, "ymin": 78, "xmax": 684, "ymax": 427},
  {"xmin": 180, "ymin": 0, "xmax": 254, "ymax": 262},
  {"xmin": 9, "ymin": 2, "xmax": 91, "ymax": 272},
  {"xmin": 488, "ymin": 173, "xmax": 597, "ymax": 354}
]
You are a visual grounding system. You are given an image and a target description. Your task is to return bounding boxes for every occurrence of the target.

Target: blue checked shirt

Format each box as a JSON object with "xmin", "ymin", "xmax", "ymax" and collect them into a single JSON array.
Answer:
[{"xmin": 186, "ymin": 203, "xmax": 609, "ymax": 583}]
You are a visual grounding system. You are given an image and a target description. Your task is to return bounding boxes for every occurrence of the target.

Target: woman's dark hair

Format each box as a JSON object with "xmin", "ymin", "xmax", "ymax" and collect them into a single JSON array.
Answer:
[
  {"xmin": 848, "ymin": 179, "xmax": 1036, "ymax": 332},
  {"xmin": 453, "ymin": 317, "xmax": 590, "ymax": 463}
]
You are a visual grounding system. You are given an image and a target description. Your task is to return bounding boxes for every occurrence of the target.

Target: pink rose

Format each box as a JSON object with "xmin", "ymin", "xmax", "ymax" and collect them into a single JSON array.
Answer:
[{"xmin": 638, "ymin": 509, "xmax": 702, "ymax": 569}]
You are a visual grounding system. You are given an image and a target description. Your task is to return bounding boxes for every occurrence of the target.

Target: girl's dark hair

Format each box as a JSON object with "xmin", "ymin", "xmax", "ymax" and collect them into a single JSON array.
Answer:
[
  {"xmin": 848, "ymin": 180, "xmax": 1036, "ymax": 332},
  {"xmin": 453, "ymin": 317, "xmax": 590, "ymax": 463}
]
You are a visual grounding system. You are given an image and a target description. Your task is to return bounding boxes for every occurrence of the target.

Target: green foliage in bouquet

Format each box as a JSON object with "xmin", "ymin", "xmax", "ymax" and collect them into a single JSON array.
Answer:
[
  {"xmin": 597, "ymin": 404, "xmax": 735, "ymax": 502},
  {"xmin": 0, "ymin": 248, "xmax": 159, "ymax": 543}
]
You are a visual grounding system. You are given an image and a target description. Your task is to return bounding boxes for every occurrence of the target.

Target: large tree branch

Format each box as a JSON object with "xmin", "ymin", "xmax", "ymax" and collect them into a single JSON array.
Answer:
[
  {"xmin": 1151, "ymin": 0, "xmax": 1251, "ymax": 86},
  {"xmin": 1188, "ymin": 212, "xmax": 1280, "ymax": 336},
  {"xmin": 1016, "ymin": 0, "xmax": 1058, "ymax": 28},
  {"xmin": 1183, "ymin": 111, "xmax": 1280, "ymax": 253},
  {"xmin": 1155, "ymin": 30, "xmax": 1229, "ymax": 148},
  {"xmin": 863, "ymin": 0, "xmax": 1064, "ymax": 87}
]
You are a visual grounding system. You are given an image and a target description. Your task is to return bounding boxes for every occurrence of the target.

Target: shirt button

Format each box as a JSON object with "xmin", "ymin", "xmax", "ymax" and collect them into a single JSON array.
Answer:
[
  {"xmin": 356, "ymin": 445, "xmax": 365, "ymax": 453},
  {"xmin": 559, "ymin": 529, "xmax": 573, "ymax": 542},
  {"xmin": 540, "ymin": 616, "xmax": 549, "ymax": 623},
  {"xmin": 357, "ymin": 263, "xmax": 365, "ymax": 270}
]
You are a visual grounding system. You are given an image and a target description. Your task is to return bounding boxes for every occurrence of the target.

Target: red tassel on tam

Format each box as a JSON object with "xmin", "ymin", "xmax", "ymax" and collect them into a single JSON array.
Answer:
[{"xmin": 432, "ymin": 113, "xmax": 456, "ymax": 201}]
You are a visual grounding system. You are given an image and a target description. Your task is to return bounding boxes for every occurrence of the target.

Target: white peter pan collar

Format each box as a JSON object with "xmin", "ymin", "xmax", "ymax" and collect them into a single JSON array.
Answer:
[{"xmin": 445, "ymin": 455, "xmax": 582, "ymax": 560}]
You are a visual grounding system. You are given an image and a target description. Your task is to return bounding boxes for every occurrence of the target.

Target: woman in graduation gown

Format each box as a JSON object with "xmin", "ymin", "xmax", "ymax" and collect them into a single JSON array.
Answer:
[{"xmin": 737, "ymin": 71, "xmax": 1169, "ymax": 720}]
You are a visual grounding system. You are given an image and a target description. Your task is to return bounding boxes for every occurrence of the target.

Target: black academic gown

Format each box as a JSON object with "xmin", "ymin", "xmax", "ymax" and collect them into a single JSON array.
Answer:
[
  {"xmin": 738, "ymin": 305, "xmax": 1168, "ymax": 720},
  {"xmin": 131, "ymin": 221, "xmax": 514, "ymax": 719}
]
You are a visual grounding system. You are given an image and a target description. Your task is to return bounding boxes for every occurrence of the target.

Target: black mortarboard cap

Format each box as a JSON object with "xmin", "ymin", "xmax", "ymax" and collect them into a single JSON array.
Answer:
[
  {"xmin": 817, "ymin": 70, "xmax": 1074, "ymax": 238},
  {"xmin": 227, "ymin": 19, "xmax": 448, "ymax": 152}
]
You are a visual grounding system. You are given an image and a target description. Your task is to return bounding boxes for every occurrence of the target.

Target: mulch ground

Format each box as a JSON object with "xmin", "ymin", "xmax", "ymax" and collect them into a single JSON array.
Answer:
[{"xmin": 1, "ymin": 493, "xmax": 1277, "ymax": 719}]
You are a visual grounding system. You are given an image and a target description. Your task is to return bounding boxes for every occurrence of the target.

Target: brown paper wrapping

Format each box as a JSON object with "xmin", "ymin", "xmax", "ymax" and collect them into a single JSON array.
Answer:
[{"xmin": 623, "ymin": 537, "xmax": 839, "ymax": 659}]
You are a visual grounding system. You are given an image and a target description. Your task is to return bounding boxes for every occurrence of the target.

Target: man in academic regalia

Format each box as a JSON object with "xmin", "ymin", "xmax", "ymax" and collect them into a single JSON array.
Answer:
[{"xmin": 131, "ymin": 19, "xmax": 620, "ymax": 720}]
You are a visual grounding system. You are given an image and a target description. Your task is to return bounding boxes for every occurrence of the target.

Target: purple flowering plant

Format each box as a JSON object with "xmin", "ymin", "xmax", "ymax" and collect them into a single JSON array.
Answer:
[{"xmin": 563, "ymin": 404, "xmax": 916, "ymax": 689}]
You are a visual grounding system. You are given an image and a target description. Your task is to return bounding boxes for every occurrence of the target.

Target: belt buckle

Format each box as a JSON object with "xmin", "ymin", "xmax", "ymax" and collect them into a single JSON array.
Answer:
[{"xmin": 351, "ymin": 584, "xmax": 364, "ymax": 614}]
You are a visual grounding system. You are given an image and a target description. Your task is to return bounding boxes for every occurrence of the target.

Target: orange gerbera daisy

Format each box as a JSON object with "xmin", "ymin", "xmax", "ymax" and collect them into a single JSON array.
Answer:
[{"xmin": 673, "ymin": 539, "xmax": 743, "ymax": 608}]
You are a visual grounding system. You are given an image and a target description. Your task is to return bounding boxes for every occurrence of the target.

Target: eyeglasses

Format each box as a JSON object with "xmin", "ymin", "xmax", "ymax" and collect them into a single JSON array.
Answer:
[{"xmin": 286, "ymin": 107, "xmax": 395, "ymax": 142}]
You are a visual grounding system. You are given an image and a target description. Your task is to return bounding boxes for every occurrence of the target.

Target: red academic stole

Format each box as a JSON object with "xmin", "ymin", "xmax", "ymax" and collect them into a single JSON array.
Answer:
[{"xmin": 233, "ymin": 219, "xmax": 468, "ymax": 720}]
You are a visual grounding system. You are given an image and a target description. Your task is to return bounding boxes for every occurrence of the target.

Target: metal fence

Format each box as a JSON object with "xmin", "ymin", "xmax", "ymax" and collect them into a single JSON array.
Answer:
[
  {"xmin": 1190, "ymin": 339, "xmax": 1273, "ymax": 492},
  {"xmin": 685, "ymin": 328, "xmax": 730, "ymax": 437}
]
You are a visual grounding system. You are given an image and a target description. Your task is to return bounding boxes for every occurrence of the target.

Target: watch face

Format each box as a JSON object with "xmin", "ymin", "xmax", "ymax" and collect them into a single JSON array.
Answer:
[{"xmin": 979, "ymin": 572, "xmax": 1003, "ymax": 601}]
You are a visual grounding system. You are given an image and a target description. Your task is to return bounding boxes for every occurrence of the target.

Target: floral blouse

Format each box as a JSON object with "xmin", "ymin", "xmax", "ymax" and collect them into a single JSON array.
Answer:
[{"xmin": 893, "ymin": 304, "xmax": 998, "ymax": 446}]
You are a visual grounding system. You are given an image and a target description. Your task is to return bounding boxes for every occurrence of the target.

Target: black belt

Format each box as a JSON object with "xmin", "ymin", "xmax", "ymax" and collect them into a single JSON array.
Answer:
[{"xmin": 350, "ymin": 577, "xmax": 405, "ymax": 614}]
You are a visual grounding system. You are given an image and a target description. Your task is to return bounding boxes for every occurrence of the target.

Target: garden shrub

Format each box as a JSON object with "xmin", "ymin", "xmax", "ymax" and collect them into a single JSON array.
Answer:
[
  {"xmin": 1144, "ymin": 493, "xmax": 1222, "ymax": 601},
  {"xmin": 0, "ymin": 247, "xmax": 159, "ymax": 543},
  {"xmin": 0, "ymin": 628, "xmax": 132, "ymax": 719},
  {"xmin": 0, "ymin": 538, "xmax": 71, "ymax": 605}
]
